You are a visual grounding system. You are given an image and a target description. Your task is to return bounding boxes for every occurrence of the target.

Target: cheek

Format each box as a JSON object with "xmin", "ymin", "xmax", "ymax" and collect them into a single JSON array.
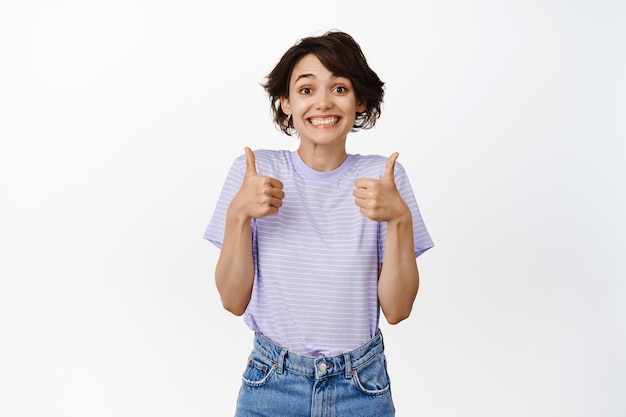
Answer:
[{"xmin": 289, "ymin": 102, "xmax": 308, "ymax": 117}]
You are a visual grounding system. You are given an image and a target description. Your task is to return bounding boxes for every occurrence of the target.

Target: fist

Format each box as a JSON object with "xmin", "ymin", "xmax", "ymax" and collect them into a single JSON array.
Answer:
[
  {"xmin": 353, "ymin": 152, "xmax": 409, "ymax": 222},
  {"xmin": 230, "ymin": 147, "xmax": 285, "ymax": 219}
]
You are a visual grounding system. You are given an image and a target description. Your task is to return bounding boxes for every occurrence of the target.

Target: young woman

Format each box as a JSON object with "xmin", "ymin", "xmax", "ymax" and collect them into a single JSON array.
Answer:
[{"xmin": 205, "ymin": 30, "xmax": 433, "ymax": 416}]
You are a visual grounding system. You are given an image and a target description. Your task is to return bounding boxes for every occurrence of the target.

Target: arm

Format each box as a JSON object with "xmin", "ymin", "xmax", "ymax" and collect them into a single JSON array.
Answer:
[
  {"xmin": 377, "ymin": 213, "xmax": 420, "ymax": 324},
  {"xmin": 214, "ymin": 208, "xmax": 255, "ymax": 316},
  {"xmin": 215, "ymin": 148, "xmax": 284, "ymax": 315},
  {"xmin": 353, "ymin": 153, "xmax": 419, "ymax": 324}
]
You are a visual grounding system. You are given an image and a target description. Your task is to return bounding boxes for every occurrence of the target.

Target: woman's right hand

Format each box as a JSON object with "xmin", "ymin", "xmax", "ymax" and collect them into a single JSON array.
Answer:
[{"xmin": 229, "ymin": 147, "xmax": 285, "ymax": 219}]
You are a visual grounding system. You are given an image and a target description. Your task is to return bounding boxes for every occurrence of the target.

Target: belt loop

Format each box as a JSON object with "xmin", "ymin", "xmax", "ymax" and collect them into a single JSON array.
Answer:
[
  {"xmin": 344, "ymin": 353, "xmax": 353, "ymax": 378},
  {"xmin": 277, "ymin": 349, "xmax": 287, "ymax": 374}
]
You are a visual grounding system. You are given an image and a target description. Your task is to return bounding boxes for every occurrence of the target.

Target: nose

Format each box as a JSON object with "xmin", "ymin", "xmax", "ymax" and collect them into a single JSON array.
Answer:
[{"xmin": 315, "ymin": 89, "xmax": 333, "ymax": 110}]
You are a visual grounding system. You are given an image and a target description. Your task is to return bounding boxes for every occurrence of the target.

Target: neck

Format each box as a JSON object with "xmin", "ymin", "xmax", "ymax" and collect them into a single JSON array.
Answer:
[{"xmin": 297, "ymin": 143, "xmax": 347, "ymax": 172}]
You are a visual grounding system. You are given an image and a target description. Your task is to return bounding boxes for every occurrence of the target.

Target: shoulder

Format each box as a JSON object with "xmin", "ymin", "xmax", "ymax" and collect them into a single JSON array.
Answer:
[
  {"xmin": 235, "ymin": 149, "xmax": 292, "ymax": 177},
  {"xmin": 350, "ymin": 154, "xmax": 408, "ymax": 178},
  {"xmin": 231, "ymin": 149, "xmax": 290, "ymax": 167},
  {"xmin": 251, "ymin": 149, "xmax": 290, "ymax": 163}
]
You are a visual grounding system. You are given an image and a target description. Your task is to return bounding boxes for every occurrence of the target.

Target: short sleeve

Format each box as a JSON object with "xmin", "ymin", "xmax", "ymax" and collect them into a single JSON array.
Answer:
[
  {"xmin": 379, "ymin": 161, "xmax": 434, "ymax": 259},
  {"xmin": 203, "ymin": 155, "xmax": 247, "ymax": 248}
]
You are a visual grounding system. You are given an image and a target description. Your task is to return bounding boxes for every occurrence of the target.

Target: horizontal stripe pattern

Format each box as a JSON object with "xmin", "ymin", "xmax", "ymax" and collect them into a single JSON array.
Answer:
[{"xmin": 205, "ymin": 149, "xmax": 433, "ymax": 357}]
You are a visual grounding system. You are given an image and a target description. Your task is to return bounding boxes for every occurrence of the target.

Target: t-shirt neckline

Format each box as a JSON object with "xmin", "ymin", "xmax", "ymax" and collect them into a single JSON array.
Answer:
[{"xmin": 290, "ymin": 151, "xmax": 356, "ymax": 181}]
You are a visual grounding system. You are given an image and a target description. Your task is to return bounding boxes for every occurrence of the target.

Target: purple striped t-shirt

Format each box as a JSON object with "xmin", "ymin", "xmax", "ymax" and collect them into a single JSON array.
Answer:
[{"xmin": 205, "ymin": 149, "xmax": 433, "ymax": 357}]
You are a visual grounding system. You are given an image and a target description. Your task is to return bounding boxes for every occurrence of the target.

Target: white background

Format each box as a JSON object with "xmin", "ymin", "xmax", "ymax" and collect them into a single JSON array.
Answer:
[{"xmin": 1, "ymin": 1, "xmax": 625, "ymax": 416}]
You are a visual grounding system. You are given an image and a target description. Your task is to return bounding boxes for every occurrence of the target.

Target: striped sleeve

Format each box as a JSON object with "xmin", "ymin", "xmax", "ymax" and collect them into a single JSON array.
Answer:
[
  {"xmin": 204, "ymin": 154, "xmax": 246, "ymax": 248},
  {"xmin": 379, "ymin": 161, "xmax": 434, "ymax": 259}
]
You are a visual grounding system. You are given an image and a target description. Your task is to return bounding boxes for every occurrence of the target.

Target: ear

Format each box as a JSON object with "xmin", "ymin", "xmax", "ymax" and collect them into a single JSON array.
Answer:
[
  {"xmin": 356, "ymin": 98, "xmax": 366, "ymax": 113},
  {"xmin": 280, "ymin": 96, "xmax": 292, "ymax": 115}
]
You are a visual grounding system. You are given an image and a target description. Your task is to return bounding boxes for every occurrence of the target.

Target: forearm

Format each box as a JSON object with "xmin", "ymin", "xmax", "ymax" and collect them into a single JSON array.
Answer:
[
  {"xmin": 215, "ymin": 210, "xmax": 255, "ymax": 316},
  {"xmin": 378, "ymin": 213, "xmax": 420, "ymax": 324}
]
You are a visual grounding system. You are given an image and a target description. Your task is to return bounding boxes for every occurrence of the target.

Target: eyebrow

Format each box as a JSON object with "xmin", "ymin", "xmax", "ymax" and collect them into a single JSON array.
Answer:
[
  {"xmin": 292, "ymin": 73, "xmax": 350, "ymax": 87},
  {"xmin": 293, "ymin": 73, "xmax": 315, "ymax": 83}
]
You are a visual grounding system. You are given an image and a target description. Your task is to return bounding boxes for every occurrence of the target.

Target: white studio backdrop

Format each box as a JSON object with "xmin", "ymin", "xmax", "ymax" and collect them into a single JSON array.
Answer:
[{"xmin": 1, "ymin": 1, "xmax": 624, "ymax": 416}]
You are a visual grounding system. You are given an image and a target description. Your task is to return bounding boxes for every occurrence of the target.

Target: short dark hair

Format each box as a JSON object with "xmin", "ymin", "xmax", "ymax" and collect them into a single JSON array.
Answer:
[{"xmin": 263, "ymin": 31, "xmax": 385, "ymax": 136}]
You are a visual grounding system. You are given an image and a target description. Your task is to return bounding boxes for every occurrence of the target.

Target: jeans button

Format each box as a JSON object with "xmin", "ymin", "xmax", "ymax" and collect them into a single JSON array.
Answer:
[{"xmin": 318, "ymin": 363, "xmax": 327, "ymax": 372}]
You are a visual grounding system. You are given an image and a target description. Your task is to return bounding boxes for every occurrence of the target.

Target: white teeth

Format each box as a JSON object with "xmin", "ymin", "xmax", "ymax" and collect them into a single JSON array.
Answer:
[{"xmin": 310, "ymin": 117, "xmax": 338, "ymax": 126}]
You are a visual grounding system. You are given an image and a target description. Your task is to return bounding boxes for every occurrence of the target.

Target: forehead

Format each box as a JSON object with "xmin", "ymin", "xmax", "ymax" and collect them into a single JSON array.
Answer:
[{"xmin": 290, "ymin": 53, "xmax": 343, "ymax": 84}]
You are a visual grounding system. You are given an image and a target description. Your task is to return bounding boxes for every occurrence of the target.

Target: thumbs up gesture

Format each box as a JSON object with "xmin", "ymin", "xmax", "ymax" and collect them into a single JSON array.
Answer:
[
  {"xmin": 353, "ymin": 152, "xmax": 409, "ymax": 222},
  {"xmin": 230, "ymin": 147, "xmax": 285, "ymax": 219}
]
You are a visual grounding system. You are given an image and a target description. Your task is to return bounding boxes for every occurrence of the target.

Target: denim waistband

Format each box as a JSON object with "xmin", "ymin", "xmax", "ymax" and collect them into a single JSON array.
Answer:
[{"xmin": 253, "ymin": 331, "xmax": 385, "ymax": 380}]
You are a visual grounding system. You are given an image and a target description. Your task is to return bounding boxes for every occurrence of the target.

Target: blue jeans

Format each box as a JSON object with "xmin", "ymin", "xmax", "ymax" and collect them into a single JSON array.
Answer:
[{"xmin": 234, "ymin": 330, "xmax": 395, "ymax": 417}]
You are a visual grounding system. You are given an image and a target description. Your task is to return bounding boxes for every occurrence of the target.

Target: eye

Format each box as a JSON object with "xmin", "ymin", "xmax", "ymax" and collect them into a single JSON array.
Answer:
[
  {"xmin": 335, "ymin": 86, "xmax": 347, "ymax": 94},
  {"xmin": 299, "ymin": 87, "xmax": 312, "ymax": 95}
]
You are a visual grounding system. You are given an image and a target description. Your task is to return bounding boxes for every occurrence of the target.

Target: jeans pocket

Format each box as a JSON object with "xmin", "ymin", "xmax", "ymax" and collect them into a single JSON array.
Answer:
[
  {"xmin": 352, "ymin": 352, "xmax": 391, "ymax": 396},
  {"xmin": 241, "ymin": 351, "xmax": 276, "ymax": 388}
]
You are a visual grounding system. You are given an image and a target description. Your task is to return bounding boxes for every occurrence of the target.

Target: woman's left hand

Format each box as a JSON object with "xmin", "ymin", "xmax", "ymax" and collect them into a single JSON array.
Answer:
[{"xmin": 353, "ymin": 152, "xmax": 410, "ymax": 222}]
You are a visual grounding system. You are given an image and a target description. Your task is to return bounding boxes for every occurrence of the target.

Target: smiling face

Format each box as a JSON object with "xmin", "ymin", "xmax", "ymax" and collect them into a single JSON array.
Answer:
[{"xmin": 280, "ymin": 54, "xmax": 366, "ymax": 157}]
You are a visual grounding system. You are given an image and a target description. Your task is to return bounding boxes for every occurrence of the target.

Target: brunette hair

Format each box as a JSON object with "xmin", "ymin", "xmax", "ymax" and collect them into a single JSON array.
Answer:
[{"xmin": 263, "ymin": 31, "xmax": 385, "ymax": 136}]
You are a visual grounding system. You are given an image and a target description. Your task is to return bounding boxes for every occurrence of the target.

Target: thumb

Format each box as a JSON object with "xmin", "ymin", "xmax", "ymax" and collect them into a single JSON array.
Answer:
[
  {"xmin": 382, "ymin": 152, "xmax": 399, "ymax": 181},
  {"xmin": 244, "ymin": 147, "xmax": 257, "ymax": 176}
]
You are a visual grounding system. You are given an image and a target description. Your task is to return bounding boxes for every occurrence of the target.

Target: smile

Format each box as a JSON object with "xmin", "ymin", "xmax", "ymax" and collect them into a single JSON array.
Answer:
[{"xmin": 309, "ymin": 117, "xmax": 339, "ymax": 126}]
